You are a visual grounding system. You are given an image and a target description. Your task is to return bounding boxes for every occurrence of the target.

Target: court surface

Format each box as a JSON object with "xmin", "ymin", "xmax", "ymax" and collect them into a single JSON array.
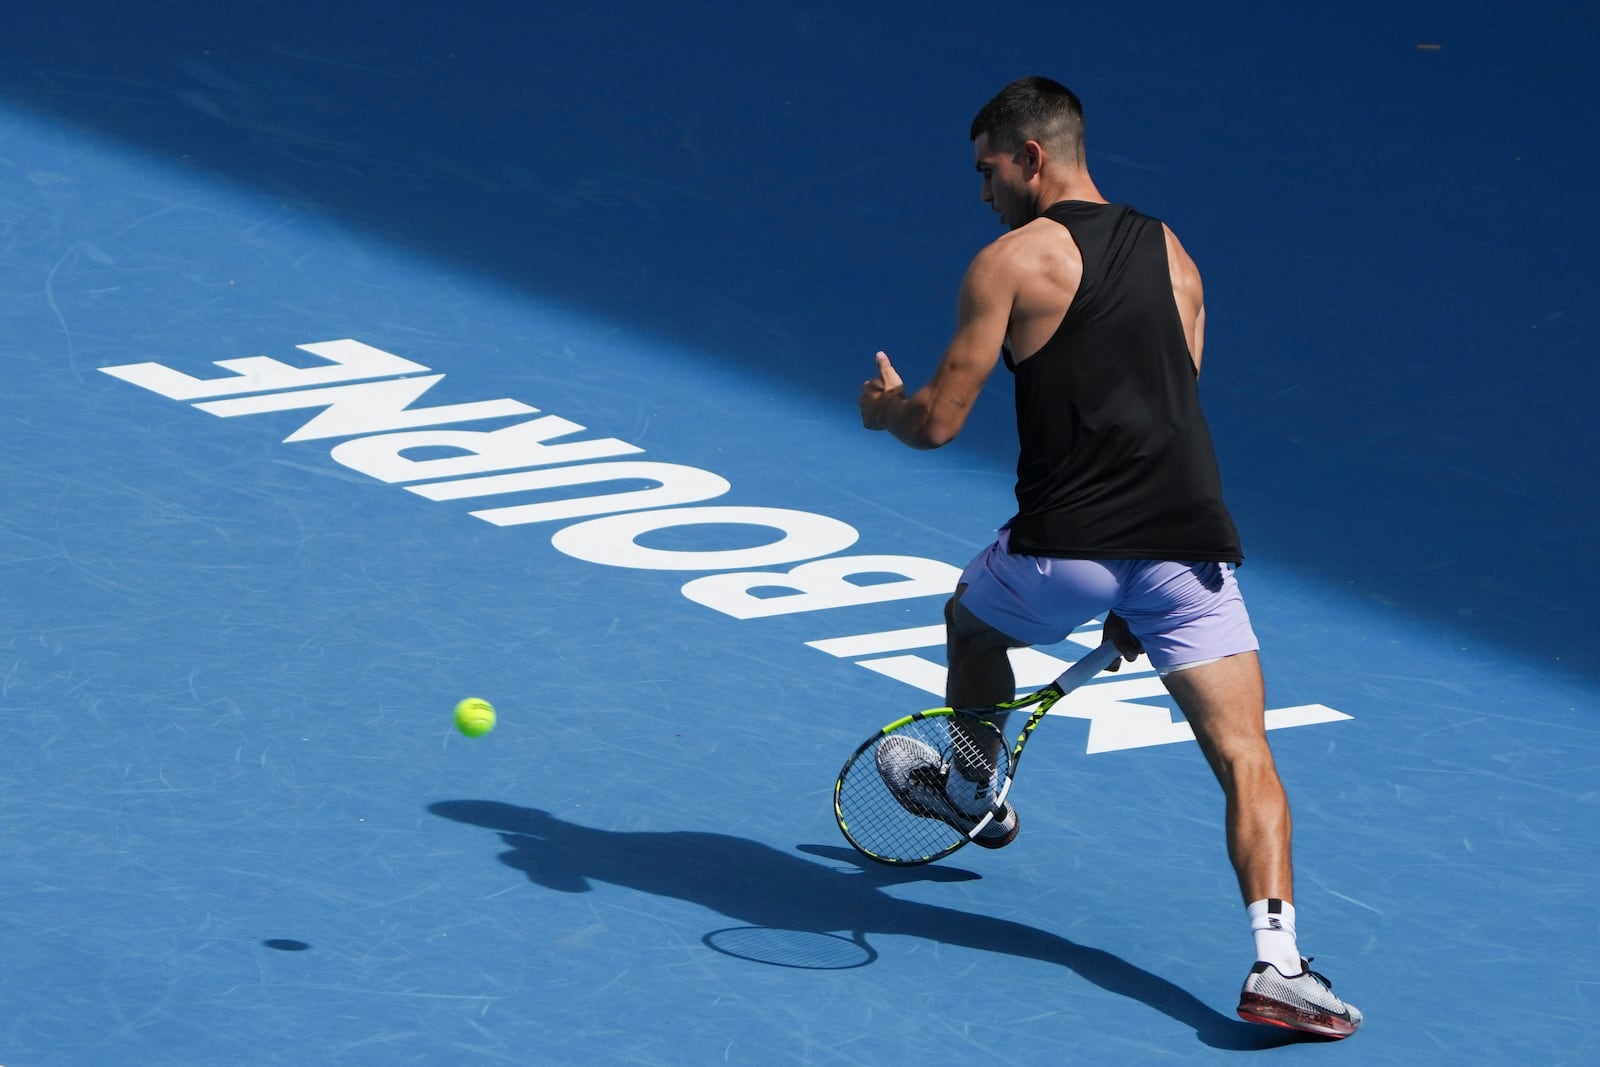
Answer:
[{"xmin": 3, "ymin": 3, "xmax": 1598, "ymax": 1065}]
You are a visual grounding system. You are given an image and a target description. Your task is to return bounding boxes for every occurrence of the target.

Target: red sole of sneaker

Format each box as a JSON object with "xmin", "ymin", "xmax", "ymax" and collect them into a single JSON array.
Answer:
[
  {"xmin": 970, "ymin": 819, "xmax": 1019, "ymax": 849},
  {"xmin": 1238, "ymin": 999, "xmax": 1357, "ymax": 1039}
]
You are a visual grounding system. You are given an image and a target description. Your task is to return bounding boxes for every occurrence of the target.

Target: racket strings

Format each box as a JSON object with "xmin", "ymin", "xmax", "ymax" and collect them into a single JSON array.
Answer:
[
  {"xmin": 946, "ymin": 714, "xmax": 1008, "ymax": 799},
  {"xmin": 835, "ymin": 713, "xmax": 1011, "ymax": 865}
]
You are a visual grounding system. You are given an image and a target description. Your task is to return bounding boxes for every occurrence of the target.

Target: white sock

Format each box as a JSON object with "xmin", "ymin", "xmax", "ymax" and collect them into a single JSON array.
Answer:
[
  {"xmin": 1247, "ymin": 898, "xmax": 1302, "ymax": 975},
  {"xmin": 944, "ymin": 767, "xmax": 999, "ymax": 816}
]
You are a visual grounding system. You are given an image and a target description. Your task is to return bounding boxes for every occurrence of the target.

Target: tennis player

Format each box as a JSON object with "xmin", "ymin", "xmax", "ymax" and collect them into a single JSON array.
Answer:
[{"xmin": 858, "ymin": 76, "xmax": 1361, "ymax": 1039}]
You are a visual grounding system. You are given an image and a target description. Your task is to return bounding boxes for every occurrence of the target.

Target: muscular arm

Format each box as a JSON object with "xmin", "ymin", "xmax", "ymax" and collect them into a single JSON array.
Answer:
[{"xmin": 860, "ymin": 246, "xmax": 1012, "ymax": 449}]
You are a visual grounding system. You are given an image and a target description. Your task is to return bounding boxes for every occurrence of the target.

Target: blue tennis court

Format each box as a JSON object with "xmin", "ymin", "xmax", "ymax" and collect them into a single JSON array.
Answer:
[{"xmin": 4, "ymin": 3, "xmax": 1597, "ymax": 1064}]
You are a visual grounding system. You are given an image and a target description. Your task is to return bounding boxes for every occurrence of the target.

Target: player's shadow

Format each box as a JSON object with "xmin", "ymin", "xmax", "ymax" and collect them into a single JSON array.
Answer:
[{"xmin": 429, "ymin": 799, "xmax": 1306, "ymax": 1051}]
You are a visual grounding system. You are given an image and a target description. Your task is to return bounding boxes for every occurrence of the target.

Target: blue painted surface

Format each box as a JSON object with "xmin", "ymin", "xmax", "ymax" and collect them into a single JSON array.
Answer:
[{"xmin": 3, "ymin": 4, "xmax": 1597, "ymax": 1064}]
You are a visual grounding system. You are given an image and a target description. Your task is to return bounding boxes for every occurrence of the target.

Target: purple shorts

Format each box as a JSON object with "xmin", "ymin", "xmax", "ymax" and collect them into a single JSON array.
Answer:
[{"xmin": 957, "ymin": 528, "xmax": 1258, "ymax": 672}]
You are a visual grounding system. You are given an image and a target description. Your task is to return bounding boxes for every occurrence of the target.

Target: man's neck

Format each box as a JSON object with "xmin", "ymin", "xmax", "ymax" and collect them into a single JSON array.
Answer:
[{"xmin": 1033, "ymin": 171, "xmax": 1107, "ymax": 212}]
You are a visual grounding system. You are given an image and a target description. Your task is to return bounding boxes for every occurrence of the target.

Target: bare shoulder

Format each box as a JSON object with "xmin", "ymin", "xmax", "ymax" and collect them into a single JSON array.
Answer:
[
  {"xmin": 969, "ymin": 218, "xmax": 1080, "ymax": 296},
  {"xmin": 984, "ymin": 218, "xmax": 1083, "ymax": 361},
  {"xmin": 1162, "ymin": 223, "xmax": 1203, "ymax": 295},
  {"xmin": 1162, "ymin": 223, "xmax": 1206, "ymax": 371}
]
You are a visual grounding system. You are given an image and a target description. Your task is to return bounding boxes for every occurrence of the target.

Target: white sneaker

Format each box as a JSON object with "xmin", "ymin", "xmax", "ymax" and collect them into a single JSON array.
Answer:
[
  {"xmin": 874, "ymin": 735, "xmax": 1019, "ymax": 849},
  {"xmin": 1237, "ymin": 959, "xmax": 1362, "ymax": 1038}
]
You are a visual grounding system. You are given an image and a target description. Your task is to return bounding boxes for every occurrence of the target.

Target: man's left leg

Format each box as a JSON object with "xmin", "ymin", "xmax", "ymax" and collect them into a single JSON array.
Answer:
[
  {"xmin": 940, "ymin": 543, "xmax": 1119, "ymax": 849},
  {"xmin": 937, "ymin": 587, "xmax": 1026, "ymax": 847},
  {"xmin": 945, "ymin": 585, "xmax": 1022, "ymax": 709}
]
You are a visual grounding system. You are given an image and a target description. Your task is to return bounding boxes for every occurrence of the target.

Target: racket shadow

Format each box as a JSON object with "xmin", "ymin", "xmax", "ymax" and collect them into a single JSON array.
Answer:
[{"xmin": 430, "ymin": 800, "xmax": 1302, "ymax": 1050}]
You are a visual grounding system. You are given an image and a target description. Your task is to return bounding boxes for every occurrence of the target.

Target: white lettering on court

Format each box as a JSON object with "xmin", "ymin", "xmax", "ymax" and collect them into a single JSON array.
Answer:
[{"xmin": 99, "ymin": 339, "xmax": 1352, "ymax": 752}]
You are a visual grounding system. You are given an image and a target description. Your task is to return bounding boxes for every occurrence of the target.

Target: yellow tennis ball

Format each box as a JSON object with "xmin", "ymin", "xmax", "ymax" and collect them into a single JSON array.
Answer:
[{"xmin": 454, "ymin": 697, "xmax": 496, "ymax": 737}]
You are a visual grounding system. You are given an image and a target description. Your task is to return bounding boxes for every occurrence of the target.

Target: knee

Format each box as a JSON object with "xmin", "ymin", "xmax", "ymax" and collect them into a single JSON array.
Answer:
[{"xmin": 1211, "ymin": 744, "xmax": 1285, "ymax": 796}]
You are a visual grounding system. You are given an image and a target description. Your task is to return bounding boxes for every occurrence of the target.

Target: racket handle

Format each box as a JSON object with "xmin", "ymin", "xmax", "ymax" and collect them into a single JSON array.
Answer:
[{"xmin": 1053, "ymin": 641, "xmax": 1121, "ymax": 694}]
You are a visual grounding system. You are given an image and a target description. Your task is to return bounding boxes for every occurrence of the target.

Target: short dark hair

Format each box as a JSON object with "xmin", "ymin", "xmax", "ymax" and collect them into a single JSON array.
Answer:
[{"xmin": 969, "ymin": 76, "xmax": 1086, "ymax": 163}]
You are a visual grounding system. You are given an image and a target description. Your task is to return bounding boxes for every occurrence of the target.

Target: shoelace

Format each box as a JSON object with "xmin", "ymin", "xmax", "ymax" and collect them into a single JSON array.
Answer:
[
  {"xmin": 1300, "ymin": 959, "xmax": 1337, "ymax": 994},
  {"xmin": 904, "ymin": 765, "xmax": 967, "ymax": 820},
  {"xmin": 907, "ymin": 763, "xmax": 1001, "ymax": 824}
]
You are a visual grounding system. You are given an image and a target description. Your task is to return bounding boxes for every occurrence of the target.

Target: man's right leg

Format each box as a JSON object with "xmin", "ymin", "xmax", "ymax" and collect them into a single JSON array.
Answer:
[
  {"xmin": 1163, "ymin": 657, "xmax": 1361, "ymax": 1036},
  {"xmin": 1156, "ymin": 657, "xmax": 1360, "ymax": 1037},
  {"xmin": 1158, "ymin": 653, "xmax": 1291, "ymax": 904}
]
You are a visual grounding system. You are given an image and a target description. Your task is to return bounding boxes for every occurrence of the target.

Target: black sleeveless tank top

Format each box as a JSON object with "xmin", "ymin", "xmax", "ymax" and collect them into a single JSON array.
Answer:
[{"xmin": 1003, "ymin": 201, "xmax": 1242, "ymax": 563}]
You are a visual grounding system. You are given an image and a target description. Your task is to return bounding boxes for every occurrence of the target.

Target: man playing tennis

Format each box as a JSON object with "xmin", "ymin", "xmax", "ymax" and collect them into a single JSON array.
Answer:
[{"xmin": 858, "ymin": 76, "xmax": 1361, "ymax": 1039}]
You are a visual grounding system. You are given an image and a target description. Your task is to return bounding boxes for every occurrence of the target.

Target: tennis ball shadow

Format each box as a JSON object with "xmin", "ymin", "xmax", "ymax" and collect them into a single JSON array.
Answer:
[
  {"xmin": 429, "ymin": 799, "xmax": 1304, "ymax": 1050},
  {"xmin": 262, "ymin": 939, "xmax": 311, "ymax": 952}
]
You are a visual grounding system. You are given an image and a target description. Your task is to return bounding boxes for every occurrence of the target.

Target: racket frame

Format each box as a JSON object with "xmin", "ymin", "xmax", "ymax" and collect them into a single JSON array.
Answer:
[{"xmin": 835, "ymin": 640, "xmax": 1121, "ymax": 865}]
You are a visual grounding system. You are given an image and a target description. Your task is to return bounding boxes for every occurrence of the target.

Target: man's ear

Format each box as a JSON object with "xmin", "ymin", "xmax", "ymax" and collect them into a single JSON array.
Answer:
[{"xmin": 1019, "ymin": 139, "xmax": 1045, "ymax": 178}]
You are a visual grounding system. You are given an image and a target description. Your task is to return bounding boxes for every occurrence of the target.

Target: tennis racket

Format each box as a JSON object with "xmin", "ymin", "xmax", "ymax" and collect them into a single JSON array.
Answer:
[{"xmin": 834, "ymin": 640, "xmax": 1121, "ymax": 866}]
